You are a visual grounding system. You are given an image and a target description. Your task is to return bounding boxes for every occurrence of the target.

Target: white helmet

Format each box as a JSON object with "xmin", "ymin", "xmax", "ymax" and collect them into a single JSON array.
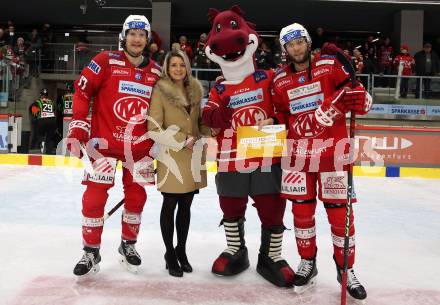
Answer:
[
  {"xmin": 120, "ymin": 15, "xmax": 151, "ymax": 41},
  {"xmin": 279, "ymin": 23, "xmax": 312, "ymax": 49}
]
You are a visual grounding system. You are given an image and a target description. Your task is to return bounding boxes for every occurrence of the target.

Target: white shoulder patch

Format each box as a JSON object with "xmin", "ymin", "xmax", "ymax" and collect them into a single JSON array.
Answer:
[
  {"xmin": 273, "ymin": 71, "xmax": 287, "ymax": 83},
  {"xmin": 316, "ymin": 59, "xmax": 334, "ymax": 66},
  {"xmin": 151, "ymin": 68, "xmax": 161, "ymax": 77},
  {"xmin": 109, "ymin": 59, "xmax": 126, "ymax": 66}
]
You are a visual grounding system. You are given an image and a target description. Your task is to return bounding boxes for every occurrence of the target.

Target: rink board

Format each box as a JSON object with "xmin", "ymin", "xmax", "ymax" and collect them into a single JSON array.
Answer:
[{"xmin": 0, "ymin": 153, "xmax": 439, "ymax": 178}]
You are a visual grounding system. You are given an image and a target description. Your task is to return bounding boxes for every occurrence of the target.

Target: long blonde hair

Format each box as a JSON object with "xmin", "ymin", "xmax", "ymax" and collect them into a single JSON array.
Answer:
[{"xmin": 161, "ymin": 49, "xmax": 192, "ymax": 84}]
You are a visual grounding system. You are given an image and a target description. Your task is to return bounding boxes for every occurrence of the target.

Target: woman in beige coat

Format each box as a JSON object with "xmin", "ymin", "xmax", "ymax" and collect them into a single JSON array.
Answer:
[{"xmin": 148, "ymin": 49, "xmax": 209, "ymax": 277}]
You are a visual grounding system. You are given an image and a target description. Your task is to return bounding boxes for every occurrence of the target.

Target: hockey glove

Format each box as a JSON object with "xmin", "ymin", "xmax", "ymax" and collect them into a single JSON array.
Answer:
[
  {"xmin": 203, "ymin": 96, "xmax": 234, "ymax": 129},
  {"xmin": 67, "ymin": 119, "xmax": 90, "ymax": 158},
  {"xmin": 314, "ymin": 89, "xmax": 346, "ymax": 127},
  {"xmin": 320, "ymin": 42, "xmax": 352, "ymax": 63},
  {"xmin": 341, "ymin": 86, "xmax": 372, "ymax": 115}
]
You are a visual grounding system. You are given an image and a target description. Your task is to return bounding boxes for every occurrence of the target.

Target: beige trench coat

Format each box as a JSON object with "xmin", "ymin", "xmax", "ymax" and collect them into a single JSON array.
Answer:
[{"xmin": 148, "ymin": 76, "xmax": 210, "ymax": 193}]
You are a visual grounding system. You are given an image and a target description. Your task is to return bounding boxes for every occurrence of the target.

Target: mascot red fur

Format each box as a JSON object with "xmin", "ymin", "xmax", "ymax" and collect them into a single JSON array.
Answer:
[{"xmin": 202, "ymin": 5, "xmax": 294, "ymax": 288}]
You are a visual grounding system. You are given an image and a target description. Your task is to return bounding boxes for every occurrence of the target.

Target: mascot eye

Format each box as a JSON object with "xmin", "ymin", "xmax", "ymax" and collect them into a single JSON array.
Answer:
[
  {"xmin": 230, "ymin": 20, "xmax": 238, "ymax": 29},
  {"xmin": 216, "ymin": 24, "xmax": 221, "ymax": 32}
]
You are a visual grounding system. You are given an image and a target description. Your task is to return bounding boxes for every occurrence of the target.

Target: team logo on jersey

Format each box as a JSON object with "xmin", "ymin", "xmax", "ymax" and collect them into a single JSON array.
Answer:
[
  {"xmin": 87, "ymin": 60, "xmax": 101, "ymax": 74},
  {"xmin": 215, "ymin": 83, "xmax": 226, "ymax": 95},
  {"xmin": 253, "ymin": 70, "xmax": 268, "ymax": 83},
  {"xmin": 109, "ymin": 59, "xmax": 126, "ymax": 66},
  {"xmin": 229, "ymin": 88, "xmax": 264, "ymax": 109},
  {"xmin": 231, "ymin": 106, "xmax": 267, "ymax": 131},
  {"xmin": 289, "ymin": 93, "xmax": 323, "ymax": 114},
  {"xmin": 287, "ymin": 82, "xmax": 321, "ymax": 100},
  {"xmin": 111, "ymin": 67, "xmax": 131, "ymax": 76},
  {"xmin": 292, "ymin": 112, "xmax": 325, "ymax": 138},
  {"xmin": 118, "ymin": 81, "xmax": 152, "ymax": 98},
  {"xmin": 281, "ymin": 170, "xmax": 307, "ymax": 195},
  {"xmin": 298, "ymin": 75, "xmax": 306, "ymax": 83},
  {"xmin": 113, "ymin": 96, "xmax": 149, "ymax": 124},
  {"xmin": 135, "ymin": 73, "xmax": 142, "ymax": 81}
]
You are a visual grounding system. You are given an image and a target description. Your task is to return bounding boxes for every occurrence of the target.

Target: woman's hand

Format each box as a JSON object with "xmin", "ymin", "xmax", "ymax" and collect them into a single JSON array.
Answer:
[{"xmin": 185, "ymin": 135, "xmax": 196, "ymax": 150}]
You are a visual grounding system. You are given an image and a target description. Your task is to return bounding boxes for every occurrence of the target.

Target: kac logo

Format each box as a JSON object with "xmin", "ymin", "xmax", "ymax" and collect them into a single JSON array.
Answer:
[
  {"xmin": 113, "ymin": 96, "xmax": 149, "ymax": 124},
  {"xmin": 135, "ymin": 73, "xmax": 142, "ymax": 81},
  {"xmin": 298, "ymin": 75, "xmax": 306, "ymax": 83},
  {"xmin": 231, "ymin": 106, "xmax": 266, "ymax": 131}
]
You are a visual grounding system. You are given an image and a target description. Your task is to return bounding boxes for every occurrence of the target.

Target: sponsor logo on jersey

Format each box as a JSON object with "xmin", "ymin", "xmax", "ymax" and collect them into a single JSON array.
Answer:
[
  {"xmin": 109, "ymin": 59, "xmax": 126, "ymax": 66},
  {"xmin": 233, "ymin": 88, "xmax": 250, "ymax": 95},
  {"xmin": 287, "ymin": 82, "xmax": 321, "ymax": 100},
  {"xmin": 231, "ymin": 106, "xmax": 267, "ymax": 131},
  {"xmin": 113, "ymin": 96, "xmax": 150, "ymax": 124},
  {"xmin": 87, "ymin": 60, "xmax": 101, "ymax": 74},
  {"xmin": 292, "ymin": 112, "xmax": 325, "ymax": 138},
  {"xmin": 108, "ymin": 52, "xmax": 122, "ymax": 58},
  {"xmin": 313, "ymin": 67, "xmax": 331, "ymax": 78},
  {"xmin": 229, "ymin": 88, "xmax": 264, "ymax": 109},
  {"xmin": 289, "ymin": 93, "xmax": 323, "ymax": 114},
  {"xmin": 298, "ymin": 75, "xmax": 306, "ymax": 83},
  {"xmin": 316, "ymin": 59, "xmax": 334, "ymax": 66},
  {"xmin": 145, "ymin": 76, "xmax": 157, "ymax": 83},
  {"xmin": 118, "ymin": 81, "xmax": 152, "ymax": 98},
  {"xmin": 135, "ymin": 72, "xmax": 142, "ymax": 80},
  {"xmin": 275, "ymin": 77, "xmax": 293, "ymax": 89},
  {"xmin": 253, "ymin": 70, "xmax": 268, "ymax": 83},
  {"xmin": 321, "ymin": 172, "xmax": 349, "ymax": 200},
  {"xmin": 281, "ymin": 171, "xmax": 307, "ymax": 195},
  {"xmin": 111, "ymin": 66, "xmax": 131, "ymax": 76}
]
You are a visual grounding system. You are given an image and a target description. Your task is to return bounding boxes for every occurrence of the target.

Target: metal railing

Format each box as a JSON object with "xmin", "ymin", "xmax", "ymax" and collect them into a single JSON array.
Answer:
[{"xmin": 0, "ymin": 58, "xmax": 29, "ymax": 108}]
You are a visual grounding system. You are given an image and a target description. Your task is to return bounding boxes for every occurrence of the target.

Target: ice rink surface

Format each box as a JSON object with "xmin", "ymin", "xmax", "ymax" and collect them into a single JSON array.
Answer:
[{"xmin": 1, "ymin": 165, "xmax": 439, "ymax": 305}]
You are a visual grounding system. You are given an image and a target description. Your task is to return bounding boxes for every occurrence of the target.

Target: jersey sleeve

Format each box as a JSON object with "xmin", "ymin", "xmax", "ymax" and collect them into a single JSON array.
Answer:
[
  {"xmin": 72, "ymin": 52, "xmax": 108, "ymax": 121},
  {"xmin": 271, "ymin": 78, "xmax": 290, "ymax": 125},
  {"xmin": 201, "ymin": 85, "xmax": 222, "ymax": 127},
  {"xmin": 332, "ymin": 57, "xmax": 352, "ymax": 89}
]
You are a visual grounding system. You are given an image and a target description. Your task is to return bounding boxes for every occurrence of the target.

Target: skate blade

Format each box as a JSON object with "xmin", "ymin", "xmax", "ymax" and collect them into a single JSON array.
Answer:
[
  {"xmin": 294, "ymin": 278, "xmax": 317, "ymax": 294},
  {"xmin": 348, "ymin": 296, "xmax": 366, "ymax": 305},
  {"xmin": 119, "ymin": 255, "xmax": 139, "ymax": 274},
  {"xmin": 75, "ymin": 263, "xmax": 100, "ymax": 280}
]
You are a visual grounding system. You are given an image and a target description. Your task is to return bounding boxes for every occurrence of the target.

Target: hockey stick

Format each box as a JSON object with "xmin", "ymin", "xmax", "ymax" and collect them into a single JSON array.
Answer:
[
  {"xmin": 335, "ymin": 52, "xmax": 357, "ymax": 305},
  {"xmin": 80, "ymin": 145, "xmax": 125, "ymax": 221}
]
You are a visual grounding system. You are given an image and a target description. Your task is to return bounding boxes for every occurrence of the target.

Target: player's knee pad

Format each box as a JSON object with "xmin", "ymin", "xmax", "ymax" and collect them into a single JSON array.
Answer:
[
  {"xmin": 251, "ymin": 194, "xmax": 286, "ymax": 228},
  {"xmin": 292, "ymin": 199, "xmax": 317, "ymax": 226},
  {"xmin": 124, "ymin": 184, "xmax": 147, "ymax": 214},
  {"xmin": 219, "ymin": 196, "xmax": 248, "ymax": 219},
  {"xmin": 82, "ymin": 185, "xmax": 110, "ymax": 217},
  {"xmin": 324, "ymin": 204, "xmax": 355, "ymax": 236}
]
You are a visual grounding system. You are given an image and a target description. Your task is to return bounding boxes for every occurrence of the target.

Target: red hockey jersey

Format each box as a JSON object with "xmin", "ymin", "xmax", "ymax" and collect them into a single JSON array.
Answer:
[
  {"xmin": 73, "ymin": 50, "xmax": 161, "ymax": 160},
  {"xmin": 272, "ymin": 54, "xmax": 352, "ymax": 172},
  {"xmin": 203, "ymin": 70, "xmax": 279, "ymax": 172},
  {"xmin": 394, "ymin": 53, "xmax": 414, "ymax": 76}
]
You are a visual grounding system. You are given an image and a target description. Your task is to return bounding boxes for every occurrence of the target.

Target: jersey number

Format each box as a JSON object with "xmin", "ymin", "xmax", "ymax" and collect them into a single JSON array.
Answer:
[
  {"xmin": 78, "ymin": 76, "xmax": 88, "ymax": 91},
  {"xmin": 42, "ymin": 104, "xmax": 53, "ymax": 113}
]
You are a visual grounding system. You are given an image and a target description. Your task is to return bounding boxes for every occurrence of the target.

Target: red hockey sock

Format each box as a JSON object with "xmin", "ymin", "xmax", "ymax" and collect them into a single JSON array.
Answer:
[
  {"xmin": 325, "ymin": 205, "xmax": 355, "ymax": 268},
  {"xmin": 82, "ymin": 185, "xmax": 109, "ymax": 247}
]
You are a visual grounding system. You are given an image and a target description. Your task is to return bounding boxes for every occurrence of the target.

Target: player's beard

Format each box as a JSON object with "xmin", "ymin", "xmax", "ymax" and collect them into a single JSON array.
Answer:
[
  {"xmin": 126, "ymin": 48, "xmax": 143, "ymax": 58},
  {"xmin": 291, "ymin": 51, "xmax": 310, "ymax": 65}
]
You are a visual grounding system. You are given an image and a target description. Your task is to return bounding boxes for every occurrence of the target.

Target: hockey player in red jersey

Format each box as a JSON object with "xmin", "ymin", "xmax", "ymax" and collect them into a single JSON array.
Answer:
[
  {"xmin": 272, "ymin": 23, "xmax": 371, "ymax": 299},
  {"xmin": 202, "ymin": 5, "xmax": 294, "ymax": 287},
  {"xmin": 68, "ymin": 15, "xmax": 161, "ymax": 276}
]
